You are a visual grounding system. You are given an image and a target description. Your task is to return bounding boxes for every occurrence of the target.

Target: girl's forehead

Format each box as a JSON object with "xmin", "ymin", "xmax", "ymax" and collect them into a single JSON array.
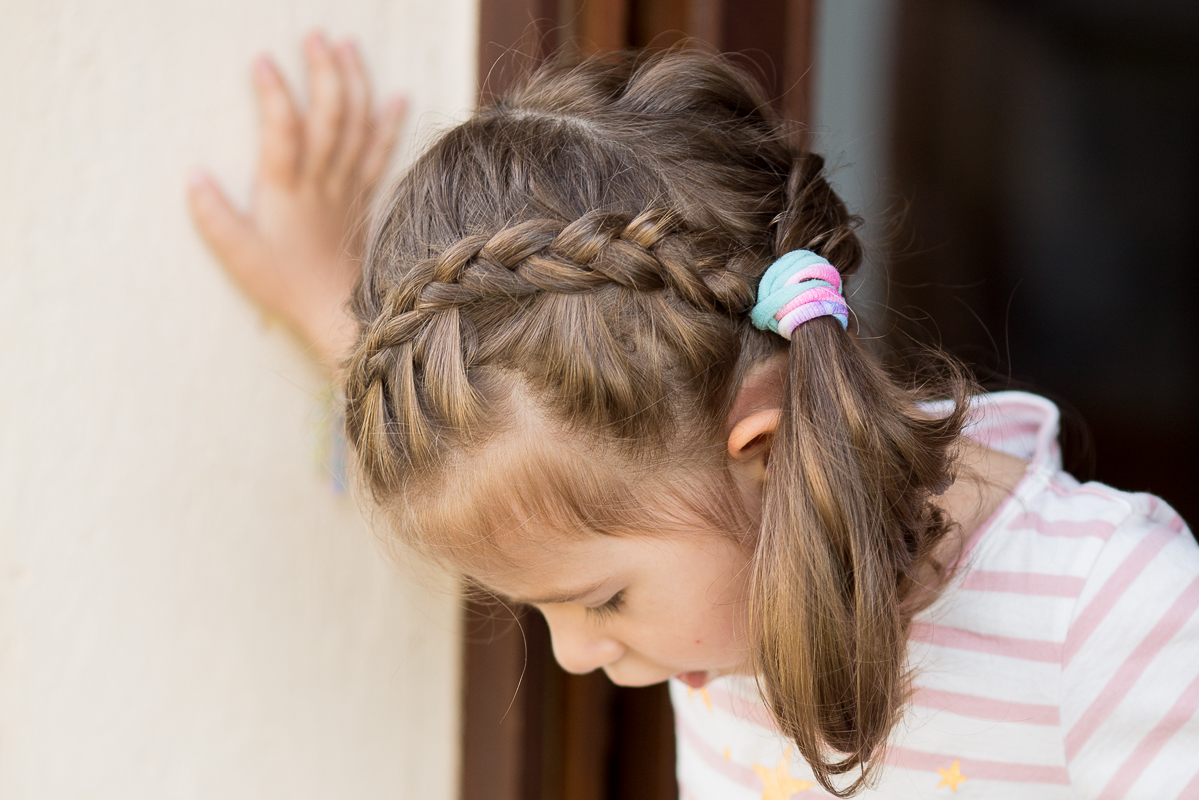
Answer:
[
  {"xmin": 411, "ymin": 429, "xmax": 642, "ymax": 553},
  {"xmin": 465, "ymin": 529, "xmax": 614, "ymax": 600},
  {"xmin": 468, "ymin": 522, "xmax": 750, "ymax": 605},
  {"xmin": 396, "ymin": 408, "xmax": 748, "ymax": 580}
]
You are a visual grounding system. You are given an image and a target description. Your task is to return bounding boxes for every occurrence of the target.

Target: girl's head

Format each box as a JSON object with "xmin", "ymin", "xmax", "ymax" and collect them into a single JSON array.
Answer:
[{"xmin": 344, "ymin": 50, "xmax": 968, "ymax": 796}]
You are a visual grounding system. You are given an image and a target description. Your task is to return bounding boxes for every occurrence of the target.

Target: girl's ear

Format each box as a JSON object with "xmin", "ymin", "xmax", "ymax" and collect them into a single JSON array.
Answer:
[
  {"xmin": 727, "ymin": 408, "xmax": 781, "ymax": 483},
  {"xmin": 726, "ymin": 353, "xmax": 787, "ymax": 484}
]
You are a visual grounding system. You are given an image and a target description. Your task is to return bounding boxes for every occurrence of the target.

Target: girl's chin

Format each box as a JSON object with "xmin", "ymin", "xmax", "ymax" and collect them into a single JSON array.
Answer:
[{"xmin": 675, "ymin": 670, "xmax": 712, "ymax": 689}]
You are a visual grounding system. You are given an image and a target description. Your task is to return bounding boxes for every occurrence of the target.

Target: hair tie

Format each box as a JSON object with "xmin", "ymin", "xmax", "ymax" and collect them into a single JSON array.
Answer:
[{"xmin": 750, "ymin": 250, "xmax": 848, "ymax": 338}]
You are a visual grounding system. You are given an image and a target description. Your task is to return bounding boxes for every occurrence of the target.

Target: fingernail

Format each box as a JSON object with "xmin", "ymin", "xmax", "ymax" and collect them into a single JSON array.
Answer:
[
  {"xmin": 253, "ymin": 56, "xmax": 272, "ymax": 80},
  {"xmin": 188, "ymin": 169, "xmax": 209, "ymax": 190}
]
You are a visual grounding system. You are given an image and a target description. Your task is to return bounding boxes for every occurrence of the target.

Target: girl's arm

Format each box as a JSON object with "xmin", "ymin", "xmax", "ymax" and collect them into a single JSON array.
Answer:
[{"xmin": 188, "ymin": 32, "xmax": 405, "ymax": 369}]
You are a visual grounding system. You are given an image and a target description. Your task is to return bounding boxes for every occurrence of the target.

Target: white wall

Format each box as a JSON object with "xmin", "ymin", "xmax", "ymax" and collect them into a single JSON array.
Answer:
[{"xmin": 0, "ymin": 1, "xmax": 476, "ymax": 798}]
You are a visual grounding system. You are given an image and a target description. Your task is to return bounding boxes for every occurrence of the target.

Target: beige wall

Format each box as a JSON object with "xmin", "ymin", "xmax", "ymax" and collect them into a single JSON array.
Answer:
[{"xmin": 0, "ymin": 1, "xmax": 476, "ymax": 797}]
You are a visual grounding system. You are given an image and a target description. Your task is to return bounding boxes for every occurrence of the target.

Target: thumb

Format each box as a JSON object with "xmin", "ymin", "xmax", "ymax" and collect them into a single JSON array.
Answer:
[{"xmin": 187, "ymin": 170, "xmax": 256, "ymax": 269}]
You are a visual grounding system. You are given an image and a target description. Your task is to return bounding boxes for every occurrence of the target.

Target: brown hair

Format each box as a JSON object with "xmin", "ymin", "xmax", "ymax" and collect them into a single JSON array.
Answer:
[{"xmin": 343, "ymin": 49, "xmax": 971, "ymax": 796}]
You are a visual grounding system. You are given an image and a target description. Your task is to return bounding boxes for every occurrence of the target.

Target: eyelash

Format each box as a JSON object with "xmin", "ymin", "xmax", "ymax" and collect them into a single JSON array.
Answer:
[{"xmin": 585, "ymin": 590, "xmax": 625, "ymax": 621}]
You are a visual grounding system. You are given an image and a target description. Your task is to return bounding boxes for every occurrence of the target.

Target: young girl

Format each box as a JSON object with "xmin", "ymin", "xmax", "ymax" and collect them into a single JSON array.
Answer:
[{"xmin": 189, "ymin": 35, "xmax": 1199, "ymax": 799}]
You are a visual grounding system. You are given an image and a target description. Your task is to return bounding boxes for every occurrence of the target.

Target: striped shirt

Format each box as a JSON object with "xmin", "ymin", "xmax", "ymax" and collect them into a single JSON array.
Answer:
[{"xmin": 672, "ymin": 392, "xmax": 1199, "ymax": 799}]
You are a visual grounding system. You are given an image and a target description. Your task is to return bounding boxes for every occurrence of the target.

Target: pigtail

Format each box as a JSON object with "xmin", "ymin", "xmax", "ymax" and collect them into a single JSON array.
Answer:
[{"xmin": 750, "ymin": 157, "xmax": 973, "ymax": 797}]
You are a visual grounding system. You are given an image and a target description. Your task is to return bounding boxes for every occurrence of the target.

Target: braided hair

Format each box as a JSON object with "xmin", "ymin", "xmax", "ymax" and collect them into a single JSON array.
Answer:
[{"xmin": 343, "ymin": 50, "xmax": 971, "ymax": 797}]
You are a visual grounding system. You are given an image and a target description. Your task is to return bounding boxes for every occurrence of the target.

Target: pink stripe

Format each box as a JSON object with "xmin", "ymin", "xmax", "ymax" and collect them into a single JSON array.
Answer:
[
  {"xmin": 1064, "ymin": 574, "xmax": 1199, "ymax": 761},
  {"xmin": 967, "ymin": 397, "xmax": 1059, "ymax": 467},
  {"xmin": 1178, "ymin": 768, "xmax": 1199, "ymax": 799},
  {"xmin": 1097, "ymin": 670, "xmax": 1199, "ymax": 799},
  {"xmin": 1144, "ymin": 496, "xmax": 1189, "ymax": 534},
  {"xmin": 783, "ymin": 263, "xmax": 841, "ymax": 292},
  {"xmin": 674, "ymin": 714, "xmax": 763, "ymax": 792},
  {"xmin": 980, "ymin": 427, "xmax": 1040, "ymax": 445},
  {"xmin": 970, "ymin": 413, "xmax": 1041, "ymax": 433},
  {"xmin": 776, "ymin": 301, "xmax": 847, "ymax": 337},
  {"xmin": 703, "ymin": 683, "xmax": 780, "ymax": 731},
  {"xmin": 1045, "ymin": 478, "xmax": 1075, "ymax": 498},
  {"xmin": 970, "ymin": 420, "xmax": 1040, "ymax": 445},
  {"xmin": 774, "ymin": 286, "xmax": 843, "ymax": 320},
  {"xmin": 1062, "ymin": 524, "xmax": 1177, "ymax": 666},
  {"xmin": 912, "ymin": 687, "xmax": 1059, "ymax": 725},
  {"xmin": 1006, "ymin": 510, "xmax": 1117, "ymax": 540},
  {"xmin": 957, "ymin": 476, "xmax": 1037, "ymax": 565},
  {"xmin": 960, "ymin": 569, "xmax": 1085, "ymax": 598},
  {"xmin": 1046, "ymin": 479, "xmax": 1125, "ymax": 502},
  {"xmin": 910, "ymin": 622, "xmax": 1062, "ymax": 663},
  {"xmin": 887, "ymin": 747, "xmax": 1071, "ymax": 784}
]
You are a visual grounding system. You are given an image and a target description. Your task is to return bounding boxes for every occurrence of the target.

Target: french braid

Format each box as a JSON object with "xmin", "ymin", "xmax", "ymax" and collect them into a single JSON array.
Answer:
[
  {"xmin": 346, "ymin": 207, "xmax": 759, "ymax": 494},
  {"xmin": 343, "ymin": 49, "xmax": 973, "ymax": 797}
]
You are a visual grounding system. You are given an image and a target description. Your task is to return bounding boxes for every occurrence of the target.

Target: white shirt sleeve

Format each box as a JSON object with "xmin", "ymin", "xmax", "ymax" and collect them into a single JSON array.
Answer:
[{"xmin": 1060, "ymin": 495, "xmax": 1199, "ymax": 798}]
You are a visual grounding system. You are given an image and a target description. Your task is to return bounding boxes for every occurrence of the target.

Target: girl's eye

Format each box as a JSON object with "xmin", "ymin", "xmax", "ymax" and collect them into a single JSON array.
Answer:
[{"xmin": 585, "ymin": 590, "xmax": 625, "ymax": 621}]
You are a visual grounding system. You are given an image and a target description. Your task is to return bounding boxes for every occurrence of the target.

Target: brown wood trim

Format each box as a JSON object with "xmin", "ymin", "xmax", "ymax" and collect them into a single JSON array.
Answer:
[
  {"xmin": 477, "ymin": 0, "xmax": 561, "ymax": 103},
  {"xmin": 477, "ymin": 0, "xmax": 817, "ymax": 125},
  {"xmin": 782, "ymin": 0, "xmax": 816, "ymax": 136},
  {"xmin": 630, "ymin": 0, "xmax": 689, "ymax": 48},
  {"xmin": 576, "ymin": 0, "xmax": 632, "ymax": 55},
  {"xmin": 687, "ymin": 0, "xmax": 721, "ymax": 45},
  {"xmin": 460, "ymin": 598, "xmax": 532, "ymax": 800}
]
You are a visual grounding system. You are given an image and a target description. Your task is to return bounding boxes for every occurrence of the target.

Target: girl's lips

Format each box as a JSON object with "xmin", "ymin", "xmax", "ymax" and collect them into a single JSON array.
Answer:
[{"xmin": 676, "ymin": 670, "xmax": 710, "ymax": 689}]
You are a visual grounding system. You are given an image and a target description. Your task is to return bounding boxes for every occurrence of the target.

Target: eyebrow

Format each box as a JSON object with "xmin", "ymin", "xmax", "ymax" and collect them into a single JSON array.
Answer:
[{"xmin": 501, "ymin": 581, "xmax": 608, "ymax": 606}]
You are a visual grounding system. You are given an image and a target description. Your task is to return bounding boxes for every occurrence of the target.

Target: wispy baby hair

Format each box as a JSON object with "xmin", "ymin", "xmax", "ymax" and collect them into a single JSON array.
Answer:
[{"xmin": 343, "ymin": 49, "xmax": 971, "ymax": 796}]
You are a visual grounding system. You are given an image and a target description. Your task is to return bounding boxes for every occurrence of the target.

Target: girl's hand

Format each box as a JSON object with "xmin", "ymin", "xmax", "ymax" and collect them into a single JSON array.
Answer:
[{"xmin": 188, "ymin": 33, "xmax": 405, "ymax": 368}]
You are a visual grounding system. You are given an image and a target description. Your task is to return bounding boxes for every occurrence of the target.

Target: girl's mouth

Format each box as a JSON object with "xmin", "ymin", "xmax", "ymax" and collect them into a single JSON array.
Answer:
[{"xmin": 676, "ymin": 670, "xmax": 710, "ymax": 689}]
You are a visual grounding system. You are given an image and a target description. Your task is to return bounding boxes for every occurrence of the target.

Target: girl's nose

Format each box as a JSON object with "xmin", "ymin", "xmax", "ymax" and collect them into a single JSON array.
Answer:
[{"xmin": 538, "ymin": 606, "xmax": 625, "ymax": 674}]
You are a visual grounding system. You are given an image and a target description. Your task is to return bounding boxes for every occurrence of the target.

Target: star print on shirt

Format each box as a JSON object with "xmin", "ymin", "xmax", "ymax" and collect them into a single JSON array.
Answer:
[
  {"xmin": 686, "ymin": 685, "xmax": 714, "ymax": 712},
  {"xmin": 753, "ymin": 746, "xmax": 814, "ymax": 800},
  {"xmin": 937, "ymin": 760, "xmax": 968, "ymax": 792}
]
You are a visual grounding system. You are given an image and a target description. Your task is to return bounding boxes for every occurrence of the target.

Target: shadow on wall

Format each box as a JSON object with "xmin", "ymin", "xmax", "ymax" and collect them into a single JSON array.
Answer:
[{"xmin": 887, "ymin": 0, "xmax": 1199, "ymax": 527}]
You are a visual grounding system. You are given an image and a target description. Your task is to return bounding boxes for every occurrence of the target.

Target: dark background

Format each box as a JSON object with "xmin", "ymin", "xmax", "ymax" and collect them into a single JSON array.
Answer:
[{"xmin": 889, "ymin": 0, "xmax": 1199, "ymax": 525}]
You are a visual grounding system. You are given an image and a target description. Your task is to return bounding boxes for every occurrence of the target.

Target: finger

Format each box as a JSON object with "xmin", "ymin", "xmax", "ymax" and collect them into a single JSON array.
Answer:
[
  {"xmin": 359, "ymin": 95, "xmax": 406, "ymax": 189},
  {"xmin": 253, "ymin": 56, "xmax": 303, "ymax": 187},
  {"xmin": 328, "ymin": 40, "xmax": 370, "ymax": 186},
  {"xmin": 302, "ymin": 31, "xmax": 345, "ymax": 178},
  {"xmin": 187, "ymin": 170, "xmax": 258, "ymax": 273}
]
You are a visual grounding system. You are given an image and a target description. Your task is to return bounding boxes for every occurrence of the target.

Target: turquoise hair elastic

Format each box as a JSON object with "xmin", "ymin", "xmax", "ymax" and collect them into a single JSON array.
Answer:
[{"xmin": 750, "ymin": 250, "xmax": 848, "ymax": 338}]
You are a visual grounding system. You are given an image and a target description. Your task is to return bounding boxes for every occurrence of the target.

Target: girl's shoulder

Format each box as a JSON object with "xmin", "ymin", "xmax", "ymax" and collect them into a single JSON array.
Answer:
[
  {"xmin": 926, "ymin": 390, "xmax": 1198, "ymax": 711},
  {"xmin": 913, "ymin": 392, "xmax": 1199, "ymax": 796},
  {"xmin": 958, "ymin": 390, "xmax": 1194, "ymax": 575}
]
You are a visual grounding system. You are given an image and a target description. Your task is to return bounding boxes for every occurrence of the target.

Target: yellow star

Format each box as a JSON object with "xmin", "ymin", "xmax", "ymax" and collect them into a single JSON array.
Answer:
[
  {"xmin": 723, "ymin": 747, "xmax": 731, "ymax": 760},
  {"xmin": 753, "ymin": 747, "xmax": 814, "ymax": 800},
  {"xmin": 686, "ymin": 685, "xmax": 713, "ymax": 712},
  {"xmin": 936, "ymin": 760, "xmax": 968, "ymax": 792}
]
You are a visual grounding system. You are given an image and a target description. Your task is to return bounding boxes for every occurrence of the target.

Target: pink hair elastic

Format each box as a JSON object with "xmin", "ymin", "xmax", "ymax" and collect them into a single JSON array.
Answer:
[{"xmin": 749, "ymin": 251, "xmax": 848, "ymax": 338}]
